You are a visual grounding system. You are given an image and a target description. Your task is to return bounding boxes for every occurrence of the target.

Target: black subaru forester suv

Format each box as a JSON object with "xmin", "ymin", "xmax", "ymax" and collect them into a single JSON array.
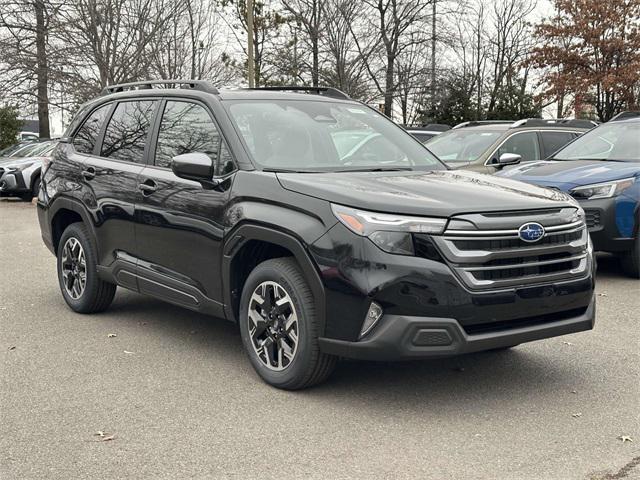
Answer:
[{"xmin": 37, "ymin": 81, "xmax": 596, "ymax": 389}]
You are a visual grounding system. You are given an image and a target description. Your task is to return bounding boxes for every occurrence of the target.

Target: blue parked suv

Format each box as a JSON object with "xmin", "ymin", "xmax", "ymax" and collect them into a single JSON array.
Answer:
[{"xmin": 498, "ymin": 116, "xmax": 640, "ymax": 278}]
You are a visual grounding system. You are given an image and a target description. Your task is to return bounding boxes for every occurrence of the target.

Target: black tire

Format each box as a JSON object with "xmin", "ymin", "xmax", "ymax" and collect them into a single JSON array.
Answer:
[
  {"xmin": 56, "ymin": 222, "xmax": 116, "ymax": 313},
  {"xmin": 31, "ymin": 174, "xmax": 41, "ymax": 198},
  {"xmin": 239, "ymin": 257, "xmax": 336, "ymax": 390},
  {"xmin": 19, "ymin": 174, "xmax": 40, "ymax": 201},
  {"xmin": 621, "ymin": 237, "xmax": 640, "ymax": 279}
]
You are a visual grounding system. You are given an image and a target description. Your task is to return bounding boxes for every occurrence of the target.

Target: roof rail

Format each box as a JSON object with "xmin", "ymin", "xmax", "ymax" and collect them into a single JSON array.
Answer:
[
  {"xmin": 510, "ymin": 118, "xmax": 598, "ymax": 129},
  {"xmin": 247, "ymin": 86, "xmax": 351, "ymax": 100},
  {"xmin": 405, "ymin": 123, "xmax": 451, "ymax": 132},
  {"xmin": 100, "ymin": 79, "xmax": 219, "ymax": 96},
  {"xmin": 452, "ymin": 120, "xmax": 512, "ymax": 129},
  {"xmin": 609, "ymin": 111, "xmax": 640, "ymax": 122}
]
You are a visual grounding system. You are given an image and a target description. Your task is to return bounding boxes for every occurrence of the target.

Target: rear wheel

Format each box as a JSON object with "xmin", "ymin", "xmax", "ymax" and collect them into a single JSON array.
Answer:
[
  {"xmin": 621, "ymin": 237, "xmax": 640, "ymax": 279},
  {"xmin": 239, "ymin": 257, "xmax": 336, "ymax": 390},
  {"xmin": 57, "ymin": 223, "xmax": 116, "ymax": 313}
]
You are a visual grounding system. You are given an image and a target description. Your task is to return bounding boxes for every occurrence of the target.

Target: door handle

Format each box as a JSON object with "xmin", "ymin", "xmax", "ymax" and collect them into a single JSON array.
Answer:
[
  {"xmin": 81, "ymin": 167, "xmax": 96, "ymax": 180},
  {"xmin": 138, "ymin": 179, "xmax": 157, "ymax": 195}
]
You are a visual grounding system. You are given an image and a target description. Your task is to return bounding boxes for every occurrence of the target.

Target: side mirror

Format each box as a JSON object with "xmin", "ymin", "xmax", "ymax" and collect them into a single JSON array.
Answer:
[
  {"xmin": 171, "ymin": 152, "xmax": 216, "ymax": 185},
  {"xmin": 496, "ymin": 153, "xmax": 522, "ymax": 167}
]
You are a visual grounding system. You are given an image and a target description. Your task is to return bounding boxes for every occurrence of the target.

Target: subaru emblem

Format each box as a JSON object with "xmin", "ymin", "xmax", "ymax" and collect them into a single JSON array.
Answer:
[{"xmin": 518, "ymin": 222, "xmax": 545, "ymax": 243}]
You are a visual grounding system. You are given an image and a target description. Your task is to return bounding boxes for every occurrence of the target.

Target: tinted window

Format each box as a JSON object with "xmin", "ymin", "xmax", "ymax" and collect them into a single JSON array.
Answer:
[
  {"xmin": 496, "ymin": 132, "xmax": 540, "ymax": 162},
  {"xmin": 154, "ymin": 101, "xmax": 227, "ymax": 173},
  {"xmin": 73, "ymin": 104, "xmax": 110, "ymax": 154},
  {"xmin": 541, "ymin": 131, "xmax": 576, "ymax": 158},
  {"xmin": 101, "ymin": 101, "xmax": 156, "ymax": 163}
]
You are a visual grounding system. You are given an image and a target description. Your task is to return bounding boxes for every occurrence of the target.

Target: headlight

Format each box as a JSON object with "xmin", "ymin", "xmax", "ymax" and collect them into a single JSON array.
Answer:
[
  {"xmin": 570, "ymin": 177, "xmax": 635, "ymax": 200},
  {"xmin": 331, "ymin": 204, "xmax": 447, "ymax": 255}
]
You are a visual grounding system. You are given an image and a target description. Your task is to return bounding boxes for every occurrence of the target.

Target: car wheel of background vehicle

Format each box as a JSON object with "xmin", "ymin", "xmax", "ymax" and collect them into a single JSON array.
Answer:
[
  {"xmin": 57, "ymin": 222, "xmax": 116, "ymax": 313},
  {"xmin": 239, "ymin": 257, "xmax": 336, "ymax": 390},
  {"xmin": 31, "ymin": 174, "xmax": 41, "ymax": 199},
  {"xmin": 621, "ymin": 237, "xmax": 640, "ymax": 279}
]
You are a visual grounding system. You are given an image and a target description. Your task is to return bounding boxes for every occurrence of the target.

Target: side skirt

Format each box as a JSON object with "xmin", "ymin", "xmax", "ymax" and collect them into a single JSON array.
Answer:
[{"xmin": 97, "ymin": 255, "xmax": 226, "ymax": 319}]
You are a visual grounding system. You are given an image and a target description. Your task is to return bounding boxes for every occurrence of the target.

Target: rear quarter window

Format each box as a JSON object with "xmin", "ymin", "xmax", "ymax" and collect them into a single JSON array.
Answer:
[{"xmin": 72, "ymin": 104, "xmax": 111, "ymax": 154}]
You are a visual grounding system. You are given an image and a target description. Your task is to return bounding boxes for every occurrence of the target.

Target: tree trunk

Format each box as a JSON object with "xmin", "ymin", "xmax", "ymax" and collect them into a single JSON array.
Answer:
[
  {"xmin": 384, "ymin": 54, "xmax": 394, "ymax": 118},
  {"xmin": 35, "ymin": 0, "xmax": 50, "ymax": 138},
  {"xmin": 311, "ymin": 0, "xmax": 319, "ymax": 87}
]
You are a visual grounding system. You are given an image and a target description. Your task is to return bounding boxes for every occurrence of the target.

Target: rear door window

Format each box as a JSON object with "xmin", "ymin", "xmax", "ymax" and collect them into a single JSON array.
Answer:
[
  {"xmin": 540, "ymin": 131, "xmax": 577, "ymax": 158},
  {"xmin": 73, "ymin": 104, "xmax": 111, "ymax": 154},
  {"xmin": 496, "ymin": 132, "xmax": 540, "ymax": 162},
  {"xmin": 101, "ymin": 100, "xmax": 157, "ymax": 163}
]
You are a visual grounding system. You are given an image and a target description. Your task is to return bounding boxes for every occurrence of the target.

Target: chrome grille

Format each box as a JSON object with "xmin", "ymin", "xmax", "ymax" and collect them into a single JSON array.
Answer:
[{"xmin": 430, "ymin": 208, "xmax": 591, "ymax": 290}]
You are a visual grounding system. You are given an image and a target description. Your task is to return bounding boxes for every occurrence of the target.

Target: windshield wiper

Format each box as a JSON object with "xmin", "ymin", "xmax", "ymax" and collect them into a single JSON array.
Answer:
[
  {"xmin": 337, "ymin": 167, "xmax": 413, "ymax": 172},
  {"xmin": 262, "ymin": 168, "xmax": 323, "ymax": 173},
  {"xmin": 552, "ymin": 158, "xmax": 629, "ymax": 162}
]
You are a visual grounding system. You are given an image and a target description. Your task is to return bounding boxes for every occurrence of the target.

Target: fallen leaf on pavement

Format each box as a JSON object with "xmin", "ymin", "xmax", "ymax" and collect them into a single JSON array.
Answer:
[
  {"xmin": 618, "ymin": 436, "xmax": 633, "ymax": 443},
  {"xmin": 572, "ymin": 413, "xmax": 582, "ymax": 418},
  {"xmin": 8, "ymin": 346, "xmax": 16, "ymax": 351},
  {"xmin": 107, "ymin": 333, "xmax": 117, "ymax": 338},
  {"xmin": 571, "ymin": 390, "xmax": 577, "ymax": 394}
]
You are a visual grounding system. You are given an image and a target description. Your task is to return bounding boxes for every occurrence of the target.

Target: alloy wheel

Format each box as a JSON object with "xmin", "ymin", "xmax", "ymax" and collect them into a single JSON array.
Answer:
[
  {"xmin": 61, "ymin": 237, "xmax": 87, "ymax": 300},
  {"xmin": 248, "ymin": 281, "xmax": 299, "ymax": 371}
]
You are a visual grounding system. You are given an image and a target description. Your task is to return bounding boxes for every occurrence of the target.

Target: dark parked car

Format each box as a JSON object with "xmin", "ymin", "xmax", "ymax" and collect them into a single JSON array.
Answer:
[
  {"xmin": 498, "ymin": 117, "xmax": 640, "ymax": 278},
  {"xmin": 37, "ymin": 81, "xmax": 595, "ymax": 389},
  {"xmin": 424, "ymin": 119, "xmax": 596, "ymax": 173}
]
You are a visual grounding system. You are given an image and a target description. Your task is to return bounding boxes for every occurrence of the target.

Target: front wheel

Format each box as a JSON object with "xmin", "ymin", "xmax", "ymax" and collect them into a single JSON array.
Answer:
[
  {"xmin": 20, "ymin": 174, "xmax": 40, "ymax": 201},
  {"xmin": 57, "ymin": 223, "xmax": 116, "ymax": 313},
  {"xmin": 621, "ymin": 237, "xmax": 640, "ymax": 279},
  {"xmin": 239, "ymin": 257, "xmax": 336, "ymax": 390}
]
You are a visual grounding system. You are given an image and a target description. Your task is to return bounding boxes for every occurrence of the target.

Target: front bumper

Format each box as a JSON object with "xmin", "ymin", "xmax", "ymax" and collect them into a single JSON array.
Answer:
[
  {"xmin": 0, "ymin": 170, "xmax": 29, "ymax": 195},
  {"xmin": 319, "ymin": 296, "xmax": 595, "ymax": 360},
  {"xmin": 581, "ymin": 196, "xmax": 637, "ymax": 253}
]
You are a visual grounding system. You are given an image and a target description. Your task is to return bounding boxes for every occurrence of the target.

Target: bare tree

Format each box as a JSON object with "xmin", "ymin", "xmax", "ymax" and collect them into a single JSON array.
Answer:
[
  {"xmin": 348, "ymin": 0, "xmax": 434, "ymax": 118},
  {"xmin": 148, "ymin": 0, "xmax": 236, "ymax": 84},
  {"xmin": 281, "ymin": 0, "xmax": 320, "ymax": 86},
  {"xmin": 219, "ymin": 0, "xmax": 289, "ymax": 86},
  {"xmin": 58, "ymin": 0, "xmax": 183, "ymax": 92},
  {"xmin": 318, "ymin": 0, "xmax": 370, "ymax": 99},
  {"xmin": 0, "ymin": 0, "xmax": 60, "ymax": 136}
]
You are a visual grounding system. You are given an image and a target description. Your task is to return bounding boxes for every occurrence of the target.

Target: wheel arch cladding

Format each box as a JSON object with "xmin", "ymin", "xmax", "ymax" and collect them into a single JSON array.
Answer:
[
  {"xmin": 223, "ymin": 224, "xmax": 326, "ymax": 335},
  {"xmin": 50, "ymin": 197, "xmax": 97, "ymax": 255}
]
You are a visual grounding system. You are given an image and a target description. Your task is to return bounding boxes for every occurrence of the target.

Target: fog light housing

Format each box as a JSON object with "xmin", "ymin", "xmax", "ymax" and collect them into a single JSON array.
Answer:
[{"xmin": 360, "ymin": 301, "xmax": 383, "ymax": 339}]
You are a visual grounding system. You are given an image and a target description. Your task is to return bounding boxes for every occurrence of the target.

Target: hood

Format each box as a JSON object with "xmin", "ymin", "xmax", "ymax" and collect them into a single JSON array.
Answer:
[
  {"xmin": 497, "ymin": 160, "xmax": 640, "ymax": 191},
  {"xmin": 0, "ymin": 156, "xmax": 44, "ymax": 168},
  {"xmin": 276, "ymin": 169, "xmax": 574, "ymax": 217}
]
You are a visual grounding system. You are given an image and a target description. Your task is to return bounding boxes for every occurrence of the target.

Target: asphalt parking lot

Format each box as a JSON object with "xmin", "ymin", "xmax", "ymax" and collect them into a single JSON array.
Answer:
[{"xmin": 1, "ymin": 199, "xmax": 639, "ymax": 480}]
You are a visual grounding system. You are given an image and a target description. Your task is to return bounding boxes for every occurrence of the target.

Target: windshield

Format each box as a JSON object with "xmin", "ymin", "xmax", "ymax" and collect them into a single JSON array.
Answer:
[
  {"xmin": 553, "ymin": 121, "xmax": 640, "ymax": 162},
  {"xmin": 424, "ymin": 129, "xmax": 502, "ymax": 163},
  {"xmin": 11, "ymin": 143, "xmax": 42, "ymax": 157},
  {"xmin": 225, "ymin": 100, "xmax": 445, "ymax": 172}
]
